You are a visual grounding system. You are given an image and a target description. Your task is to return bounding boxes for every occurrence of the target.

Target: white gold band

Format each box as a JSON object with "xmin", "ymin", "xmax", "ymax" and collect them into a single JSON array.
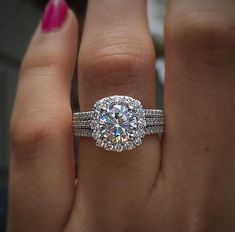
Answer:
[
  {"xmin": 73, "ymin": 109, "xmax": 164, "ymax": 137},
  {"xmin": 73, "ymin": 126, "xmax": 164, "ymax": 137}
]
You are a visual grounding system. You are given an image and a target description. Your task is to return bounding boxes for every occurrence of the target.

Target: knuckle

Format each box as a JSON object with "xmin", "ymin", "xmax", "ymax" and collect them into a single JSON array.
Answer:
[
  {"xmin": 22, "ymin": 54, "xmax": 56, "ymax": 71},
  {"xmin": 10, "ymin": 109, "xmax": 71, "ymax": 160},
  {"xmin": 10, "ymin": 119, "xmax": 52, "ymax": 156},
  {"xmin": 21, "ymin": 49, "xmax": 65, "ymax": 77},
  {"xmin": 166, "ymin": 11, "xmax": 235, "ymax": 68},
  {"xmin": 79, "ymin": 41, "xmax": 155, "ymax": 89}
]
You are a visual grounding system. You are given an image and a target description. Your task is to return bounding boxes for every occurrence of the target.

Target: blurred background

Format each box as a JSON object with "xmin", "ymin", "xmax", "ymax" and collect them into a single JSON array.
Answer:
[{"xmin": 0, "ymin": 0, "xmax": 166, "ymax": 230}]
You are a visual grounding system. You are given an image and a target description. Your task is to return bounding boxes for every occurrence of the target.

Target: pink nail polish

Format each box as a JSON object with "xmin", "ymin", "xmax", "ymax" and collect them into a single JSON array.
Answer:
[{"xmin": 41, "ymin": 0, "xmax": 68, "ymax": 32}]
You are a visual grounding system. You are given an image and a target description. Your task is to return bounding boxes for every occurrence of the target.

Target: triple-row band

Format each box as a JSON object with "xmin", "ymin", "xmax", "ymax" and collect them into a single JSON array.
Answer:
[{"xmin": 73, "ymin": 109, "xmax": 164, "ymax": 137}]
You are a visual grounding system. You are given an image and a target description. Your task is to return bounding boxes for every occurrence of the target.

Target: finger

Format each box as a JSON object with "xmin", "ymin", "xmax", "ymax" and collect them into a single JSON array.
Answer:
[
  {"xmin": 8, "ymin": 1, "xmax": 78, "ymax": 231},
  {"xmin": 163, "ymin": 0, "xmax": 235, "ymax": 223},
  {"xmin": 68, "ymin": 0, "xmax": 160, "ymax": 229}
]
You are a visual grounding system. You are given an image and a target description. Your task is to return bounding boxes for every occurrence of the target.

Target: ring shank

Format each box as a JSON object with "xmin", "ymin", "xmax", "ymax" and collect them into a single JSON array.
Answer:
[{"xmin": 73, "ymin": 109, "xmax": 164, "ymax": 137}]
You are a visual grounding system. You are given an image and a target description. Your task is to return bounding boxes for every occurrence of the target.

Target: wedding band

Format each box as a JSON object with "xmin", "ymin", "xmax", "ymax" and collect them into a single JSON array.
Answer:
[{"xmin": 73, "ymin": 95, "xmax": 164, "ymax": 152}]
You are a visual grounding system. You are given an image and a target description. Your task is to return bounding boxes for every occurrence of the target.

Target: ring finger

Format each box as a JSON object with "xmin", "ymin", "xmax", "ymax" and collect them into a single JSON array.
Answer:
[{"xmin": 68, "ymin": 0, "xmax": 161, "ymax": 230}]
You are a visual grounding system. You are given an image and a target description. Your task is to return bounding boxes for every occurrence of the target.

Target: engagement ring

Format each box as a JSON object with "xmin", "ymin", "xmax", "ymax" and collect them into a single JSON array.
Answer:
[{"xmin": 73, "ymin": 95, "xmax": 164, "ymax": 152}]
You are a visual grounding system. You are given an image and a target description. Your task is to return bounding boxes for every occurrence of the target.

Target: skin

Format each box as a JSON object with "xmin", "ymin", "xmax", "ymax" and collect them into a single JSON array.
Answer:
[{"xmin": 7, "ymin": 0, "xmax": 235, "ymax": 231}]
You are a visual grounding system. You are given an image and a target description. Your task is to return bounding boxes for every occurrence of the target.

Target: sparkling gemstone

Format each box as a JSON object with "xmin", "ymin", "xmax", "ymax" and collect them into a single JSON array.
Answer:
[
  {"xmin": 91, "ymin": 96, "xmax": 146, "ymax": 152},
  {"xmin": 99, "ymin": 104, "xmax": 137, "ymax": 145}
]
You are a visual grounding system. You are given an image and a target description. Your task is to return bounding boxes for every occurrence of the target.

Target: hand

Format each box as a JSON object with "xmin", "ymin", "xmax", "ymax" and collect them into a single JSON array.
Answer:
[{"xmin": 7, "ymin": 0, "xmax": 235, "ymax": 231}]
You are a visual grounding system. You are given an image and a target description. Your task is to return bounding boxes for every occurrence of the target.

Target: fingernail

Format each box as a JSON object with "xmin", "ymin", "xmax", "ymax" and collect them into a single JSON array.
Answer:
[{"xmin": 41, "ymin": 0, "xmax": 68, "ymax": 32}]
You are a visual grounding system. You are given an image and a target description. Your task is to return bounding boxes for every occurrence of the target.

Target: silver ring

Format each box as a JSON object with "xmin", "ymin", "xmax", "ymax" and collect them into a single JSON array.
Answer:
[{"xmin": 73, "ymin": 95, "xmax": 164, "ymax": 152}]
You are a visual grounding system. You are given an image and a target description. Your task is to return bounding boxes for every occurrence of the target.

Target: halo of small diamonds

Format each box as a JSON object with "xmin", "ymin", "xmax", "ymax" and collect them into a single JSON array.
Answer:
[{"xmin": 91, "ymin": 96, "xmax": 146, "ymax": 152}]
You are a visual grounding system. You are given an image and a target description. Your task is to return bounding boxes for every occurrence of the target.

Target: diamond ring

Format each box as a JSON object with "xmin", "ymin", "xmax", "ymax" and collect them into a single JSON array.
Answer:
[{"xmin": 73, "ymin": 95, "xmax": 164, "ymax": 152}]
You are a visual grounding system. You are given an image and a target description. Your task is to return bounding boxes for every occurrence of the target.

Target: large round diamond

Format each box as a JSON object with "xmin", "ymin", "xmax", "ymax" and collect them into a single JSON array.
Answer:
[{"xmin": 91, "ymin": 96, "xmax": 146, "ymax": 152}]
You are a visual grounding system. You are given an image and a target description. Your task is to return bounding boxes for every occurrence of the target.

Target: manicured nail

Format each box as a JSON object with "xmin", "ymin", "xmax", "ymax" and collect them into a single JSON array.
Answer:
[{"xmin": 41, "ymin": 0, "xmax": 68, "ymax": 32}]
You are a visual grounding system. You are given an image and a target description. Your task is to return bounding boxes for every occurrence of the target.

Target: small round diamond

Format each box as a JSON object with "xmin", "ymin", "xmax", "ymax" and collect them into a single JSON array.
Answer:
[{"xmin": 91, "ymin": 96, "xmax": 146, "ymax": 152}]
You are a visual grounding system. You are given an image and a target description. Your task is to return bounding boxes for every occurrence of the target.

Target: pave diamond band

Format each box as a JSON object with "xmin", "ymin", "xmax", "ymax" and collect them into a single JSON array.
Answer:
[
  {"xmin": 73, "ymin": 112, "xmax": 164, "ymax": 128},
  {"xmin": 73, "ymin": 96, "xmax": 164, "ymax": 152}
]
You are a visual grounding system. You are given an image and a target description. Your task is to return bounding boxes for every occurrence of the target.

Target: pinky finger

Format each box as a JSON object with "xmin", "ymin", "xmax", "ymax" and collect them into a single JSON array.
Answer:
[{"xmin": 8, "ymin": 1, "xmax": 78, "ymax": 231}]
